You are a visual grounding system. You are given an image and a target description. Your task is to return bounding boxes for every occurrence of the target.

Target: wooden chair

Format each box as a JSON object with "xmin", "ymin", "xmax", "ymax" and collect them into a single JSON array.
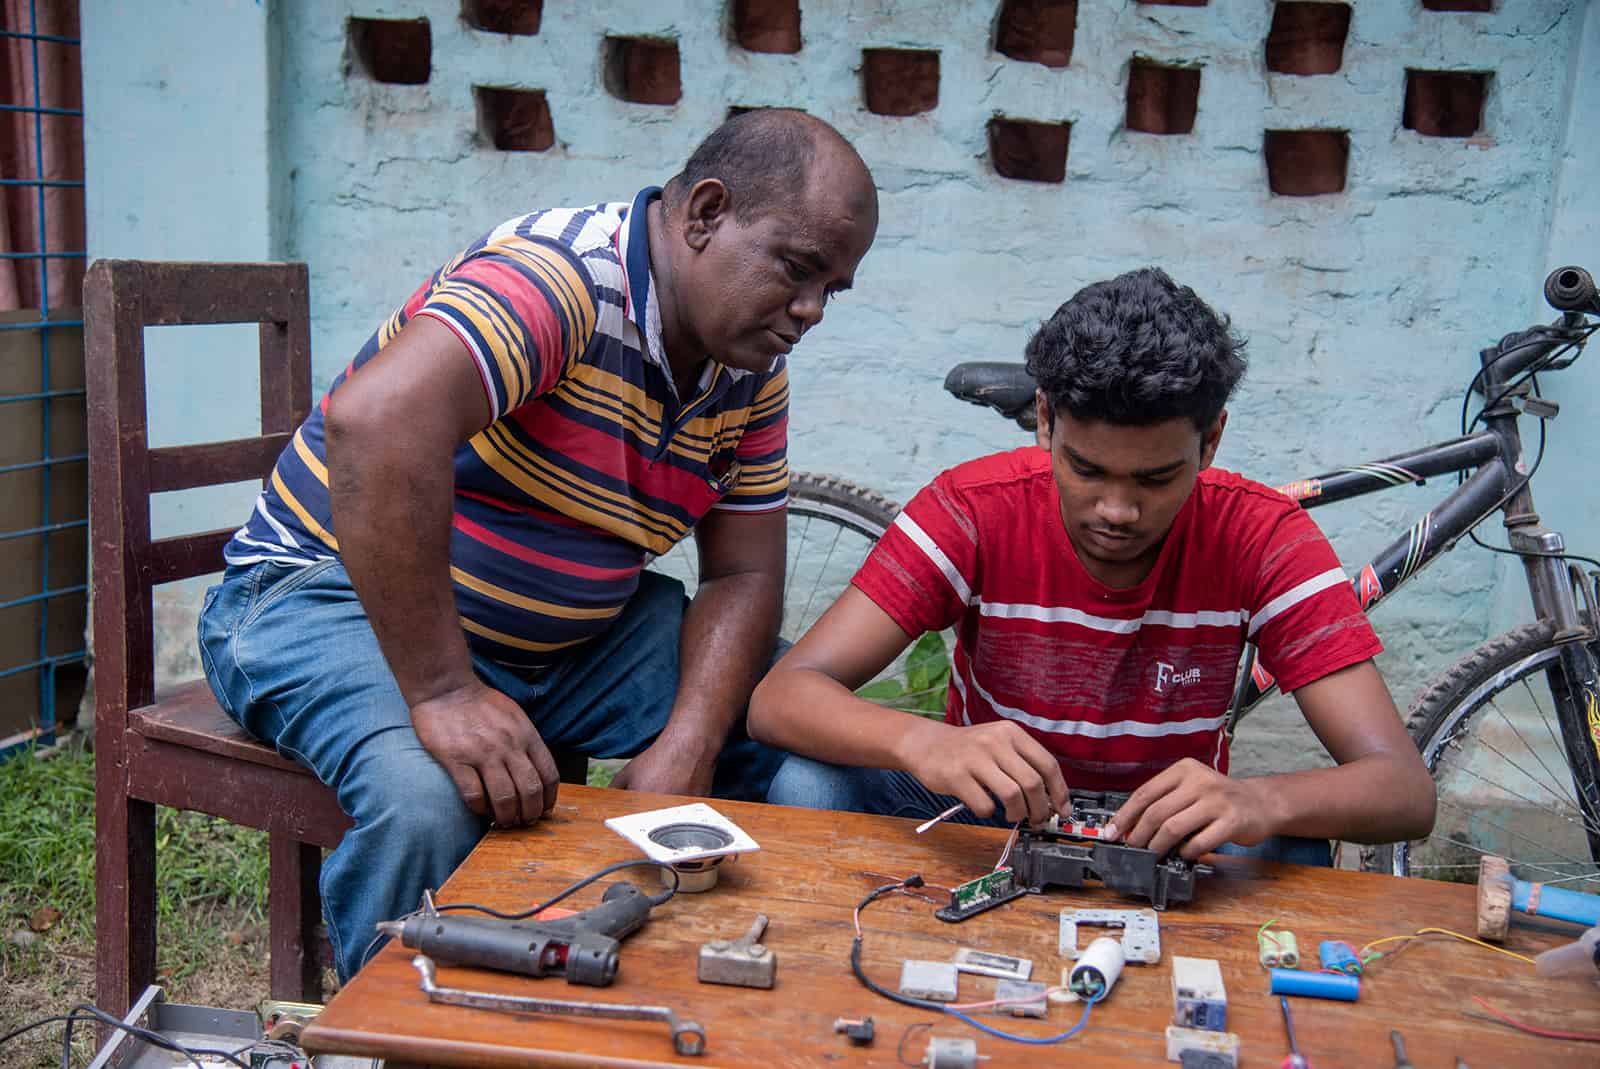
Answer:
[
  {"xmin": 85, "ymin": 260, "xmax": 587, "ymax": 1016},
  {"xmin": 87, "ymin": 260, "xmax": 348, "ymax": 1015}
]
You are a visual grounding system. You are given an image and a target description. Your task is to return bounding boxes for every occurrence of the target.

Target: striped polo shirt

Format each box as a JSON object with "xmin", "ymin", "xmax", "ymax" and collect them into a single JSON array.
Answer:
[
  {"xmin": 853, "ymin": 450, "xmax": 1381, "ymax": 791},
  {"xmin": 224, "ymin": 188, "xmax": 790, "ymax": 668}
]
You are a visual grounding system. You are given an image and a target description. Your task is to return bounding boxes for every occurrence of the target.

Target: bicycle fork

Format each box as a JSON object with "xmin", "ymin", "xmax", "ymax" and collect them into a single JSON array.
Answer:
[{"xmin": 1513, "ymin": 525, "xmax": 1600, "ymax": 868}]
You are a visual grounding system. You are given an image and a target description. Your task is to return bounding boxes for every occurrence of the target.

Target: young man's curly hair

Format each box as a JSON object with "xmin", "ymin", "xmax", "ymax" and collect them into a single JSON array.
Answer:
[{"xmin": 1025, "ymin": 267, "xmax": 1248, "ymax": 430}]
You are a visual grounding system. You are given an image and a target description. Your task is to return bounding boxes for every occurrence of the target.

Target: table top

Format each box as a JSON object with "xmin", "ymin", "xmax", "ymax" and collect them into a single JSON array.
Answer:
[{"xmin": 301, "ymin": 785, "xmax": 1600, "ymax": 1069}]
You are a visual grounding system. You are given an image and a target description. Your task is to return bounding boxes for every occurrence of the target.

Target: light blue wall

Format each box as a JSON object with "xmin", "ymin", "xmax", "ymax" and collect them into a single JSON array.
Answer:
[{"xmin": 84, "ymin": 0, "xmax": 1598, "ymax": 710}]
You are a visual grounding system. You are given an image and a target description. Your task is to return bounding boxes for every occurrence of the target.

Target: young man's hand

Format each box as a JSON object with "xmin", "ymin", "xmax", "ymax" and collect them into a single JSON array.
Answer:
[
  {"xmin": 1108, "ymin": 758, "xmax": 1278, "ymax": 860},
  {"xmin": 896, "ymin": 719, "xmax": 1070, "ymax": 826},
  {"xmin": 410, "ymin": 680, "xmax": 562, "ymax": 827}
]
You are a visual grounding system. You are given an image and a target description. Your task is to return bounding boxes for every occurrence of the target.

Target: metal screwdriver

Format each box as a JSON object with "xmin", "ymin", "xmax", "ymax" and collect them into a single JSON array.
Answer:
[
  {"xmin": 1391, "ymin": 1029, "xmax": 1415, "ymax": 1069},
  {"xmin": 1278, "ymin": 997, "xmax": 1313, "ymax": 1069}
]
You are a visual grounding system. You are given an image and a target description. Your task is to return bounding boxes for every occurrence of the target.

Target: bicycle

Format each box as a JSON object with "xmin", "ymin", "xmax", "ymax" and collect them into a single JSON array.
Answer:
[{"xmin": 941, "ymin": 265, "xmax": 1600, "ymax": 889}]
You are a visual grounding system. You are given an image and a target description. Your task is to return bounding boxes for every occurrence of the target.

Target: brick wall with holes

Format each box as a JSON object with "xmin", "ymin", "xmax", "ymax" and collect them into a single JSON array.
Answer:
[{"xmin": 87, "ymin": 1, "xmax": 1599, "ymax": 760}]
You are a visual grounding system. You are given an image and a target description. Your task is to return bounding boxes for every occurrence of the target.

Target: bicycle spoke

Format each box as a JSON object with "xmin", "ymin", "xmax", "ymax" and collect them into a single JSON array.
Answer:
[
  {"xmin": 1431, "ymin": 796, "xmax": 1598, "ymax": 875},
  {"xmin": 1437, "ymin": 721, "xmax": 1600, "ymax": 839},
  {"xmin": 795, "ymin": 523, "xmax": 846, "ymax": 633},
  {"xmin": 1484, "ymin": 684, "xmax": 1587, "ymax": 809},
  {"xmin": 1422, "ymin": 828, "xmax": 1597, "ymax": 884},
  {"xmin": 784, "ymin": 514, "xmax": 812, "ymax": 604},
  {"xmin": 1514, "ymin": 677, "xmax": 1585, "ymax": 812}
]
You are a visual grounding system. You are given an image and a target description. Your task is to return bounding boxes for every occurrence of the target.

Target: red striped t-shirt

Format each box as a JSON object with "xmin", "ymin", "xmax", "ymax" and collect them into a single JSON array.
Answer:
[{"xmin": 852, "ymin": 448, "xmax": 1382, "ymax": 791}]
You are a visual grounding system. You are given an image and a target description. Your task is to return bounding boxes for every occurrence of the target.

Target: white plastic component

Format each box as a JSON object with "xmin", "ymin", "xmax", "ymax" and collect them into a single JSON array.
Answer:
[
  {"xmin": 1171, "ymin": 956, "xmax": 1228, "ymax": 1032},
  {"xmin": 1166, "ymin": 1025, "xmax": 1240, "ymax": 1066},
  {"xmin": 1059, "ymin": 908, "xmax": 1161, "ymax": 964},
  {"xmin": 603, "ymin": 803, "xmax": 760, "ymax": 864},
  {"xmin": 952, "ymin": 947, "xmax": 1032, "ymax": 981},
  {"xmin": 900, "ymin": 960, "xmax": 960, "ymax": 1002},
  {"xmin": 1068, "ymin": 936, "xmax": 1126, "ymax": 1001}
]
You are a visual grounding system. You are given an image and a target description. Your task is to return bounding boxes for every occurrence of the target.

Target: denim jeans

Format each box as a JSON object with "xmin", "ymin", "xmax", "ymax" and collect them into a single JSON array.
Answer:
[
  {"xmin": 198, "ymin": 559, "xmax": 787, "ymax": 980},
  {"xmin": 766, "ymin": 756, "xmax": 1333, "ymax": 866}
]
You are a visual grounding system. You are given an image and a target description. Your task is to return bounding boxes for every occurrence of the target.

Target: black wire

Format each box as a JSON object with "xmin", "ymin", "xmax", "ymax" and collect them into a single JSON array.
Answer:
[
  {"xmin": 435, "ymin": 858, "xmax": 681, "ymax": 919},
  {"xmin": 359, "ymin": 858, "xmax": 683, "ymax": 970},
  {"xmin": 898, "ymin": 1021, "xmax": 934, "ymax": 1066},
  {"xmin": 0, "ymin": 1005, "xmax": 252, "ymax": 1069},
  {"xmin": 849, "ymin": 876, "xmax": 952, "ymax": 1014}
]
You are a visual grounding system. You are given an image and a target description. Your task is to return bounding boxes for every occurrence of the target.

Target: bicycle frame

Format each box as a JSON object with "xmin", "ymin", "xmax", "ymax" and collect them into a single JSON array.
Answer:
[{"xmin": 1226, "ymin": 325, "xmax": 1600, "ymax": 864}]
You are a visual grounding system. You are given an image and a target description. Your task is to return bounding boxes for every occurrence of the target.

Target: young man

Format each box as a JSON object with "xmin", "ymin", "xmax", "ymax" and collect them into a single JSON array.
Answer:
[
  {"xmin": 198, "ymin": 109, "xmax": 878, "ymax": 978},
  {"xmin": 752, "ymin": 268, "xmax": 1435, "ymax": 864}
]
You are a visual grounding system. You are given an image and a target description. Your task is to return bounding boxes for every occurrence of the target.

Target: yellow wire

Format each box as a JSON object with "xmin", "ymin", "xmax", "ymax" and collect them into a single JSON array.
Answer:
[{"xmin": 1358, "ymin": 927, "xmax": 1537, "ymax": 966}]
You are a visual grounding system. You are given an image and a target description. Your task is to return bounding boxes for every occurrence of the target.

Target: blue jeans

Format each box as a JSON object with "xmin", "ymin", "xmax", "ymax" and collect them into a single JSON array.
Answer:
[
  {"xmin": 767, "ymin": 757, "xmax": 1333, "ymax": 866},
  {"xmin": 198, "ymin": 559, "xmax": 787, "ymax": 980}
]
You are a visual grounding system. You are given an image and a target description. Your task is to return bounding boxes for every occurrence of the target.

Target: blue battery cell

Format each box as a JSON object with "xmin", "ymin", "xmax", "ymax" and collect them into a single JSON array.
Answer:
[
  {"xmin": 1269, "ymin": 968, "xmax": 1360, "ymax": 1001},
  {"xmin": 1317, "ymin": 941, "xmax": 1361, "ymax": 975}
]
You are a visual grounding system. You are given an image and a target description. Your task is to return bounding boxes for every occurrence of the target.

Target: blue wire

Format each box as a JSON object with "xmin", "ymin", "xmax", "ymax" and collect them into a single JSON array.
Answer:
[{"xmin": 942, "ymin": 992, "xmax": 1101, "ymax": 1044}]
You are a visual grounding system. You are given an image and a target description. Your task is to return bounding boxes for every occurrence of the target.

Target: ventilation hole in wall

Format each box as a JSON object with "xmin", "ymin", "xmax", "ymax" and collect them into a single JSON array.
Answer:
[
  {"xmin": 994, "ymin": 0, "xmax": 1077, "ymax": 69},
  {"xmin": 733, "ymin": 0, "xmax": 802, "ymax": 54},
  {"xmin": 1136, "ymin": 0, "xmax": 1208, "ymax": 7},
  {"xmin": 1404, "ymin": 69, "xmax": 1488, "ymax": 137},
  {"xmin": 1264, "ymin": 129, "xmax": 1348, "ymax": 196},
  {"xmin": 988, "ymin": 118, "xmax": 1070, "ymax": 183},
  {"xmin": 604, "ymin": 37, "xmax": 682, "ymax": 106},
  {"xmin": 476, "ymin": 86, "xmax": 554, "ymax": 151},
  {"xmin": 727, "ymin": 104, "xmax": 804, "ymax": 119},
  {"xmin": 1126, "ymin": 61, "xmax": 1200, "ymax": 135},
  {"xmin": 862, "ymin": 49, "xmax": 940, "ymax": 116},
  {"xmin": 462, "ymin": 0, "xmax": 542, "ymax": 35},
  {"xmin": 349, "ymin": 17, "xmax": 431, "ymax": 85},
  {"xmin": 1265, "ymin": 2, "xmax": 1351, "ymax": 75},
  {"xmin": 1422, "ymin": 0, "xmax": 1492, "ymax": 11}
]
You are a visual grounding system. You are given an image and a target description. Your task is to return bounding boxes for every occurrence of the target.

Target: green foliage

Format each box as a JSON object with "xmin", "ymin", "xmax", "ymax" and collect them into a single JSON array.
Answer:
[{"xmin": 856, "ymin": 631, "xmax": 951, "ymax": 718}]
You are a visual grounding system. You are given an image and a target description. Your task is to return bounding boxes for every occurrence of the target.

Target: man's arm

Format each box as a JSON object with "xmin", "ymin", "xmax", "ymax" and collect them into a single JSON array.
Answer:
[
  {"xmin": 1111, "ymin": 659, "xmax": 1436, "ymax": 859},
  {"xmin": 608, "ymin": 506, "xmax": 785, "ymax": 795},
  {"xmin": 325, "ymin": 315, "xmax": 560, "ymax": 828},
  {"xmin": 748, "ymin": 587, "xmax": 1069, "ymax": 824}
]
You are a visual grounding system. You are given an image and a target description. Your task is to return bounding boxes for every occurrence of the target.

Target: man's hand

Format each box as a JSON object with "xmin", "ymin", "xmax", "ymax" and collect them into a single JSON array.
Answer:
[
  {"xmin": 410, "ymin": 680, "xmax": 561, "ymax": 827},
  {"xmin": 896, "ymin": 719, "xmax": 1070, "ymax": 826},
  {"xmin": 609, "ymin": 729, "xmax": 717, "ymax": 797},
  {"xmin": 1110, "ymin": 758, "xmax": 1279, "ymax": 860}
]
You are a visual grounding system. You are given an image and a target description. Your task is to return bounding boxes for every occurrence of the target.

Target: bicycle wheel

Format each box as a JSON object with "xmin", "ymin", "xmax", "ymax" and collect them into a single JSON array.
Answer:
[
  {"xmin": 646, "ymin": 472, "xmax": 950, "ymax": 714},
  {"xmin": 1368, "ymin": 622, "xmax": 1600, "ymax": 891}
]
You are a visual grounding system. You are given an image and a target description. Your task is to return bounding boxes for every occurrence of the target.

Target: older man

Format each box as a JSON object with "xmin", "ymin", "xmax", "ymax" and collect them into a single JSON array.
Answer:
[{"xmin": 198, "ymin": 110, "xmax": 878, "ymax": 978}]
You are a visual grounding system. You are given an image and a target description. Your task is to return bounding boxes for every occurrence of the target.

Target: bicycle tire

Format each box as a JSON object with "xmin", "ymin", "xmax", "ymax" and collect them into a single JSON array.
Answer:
[{"xmin": 1366, "ymin": 620, "xmax": 1600, "ymax": 890}]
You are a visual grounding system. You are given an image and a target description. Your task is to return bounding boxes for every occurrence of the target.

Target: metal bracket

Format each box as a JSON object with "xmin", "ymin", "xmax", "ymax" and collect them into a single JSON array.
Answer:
[
  {"xmin": 1059, "ymin": 908, "xmax": 1161, "ymax": 963},
  {"xmin": 411, "ymin": 954, "xmax": 707, "ymax": 1056}
]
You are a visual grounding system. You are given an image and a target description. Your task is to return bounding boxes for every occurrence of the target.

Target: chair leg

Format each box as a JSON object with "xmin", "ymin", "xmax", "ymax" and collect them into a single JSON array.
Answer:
[
  {"xmin": 94, "ymin": 786, "xmax": 156, "ymax": 1040},
  {"xmin": 269, "ymin": 835, "xmax": 324, "ymax": 1002}
]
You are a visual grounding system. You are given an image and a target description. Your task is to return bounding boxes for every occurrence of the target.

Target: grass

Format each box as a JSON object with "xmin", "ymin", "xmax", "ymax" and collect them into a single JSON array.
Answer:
[{"xmin": 1, "ymin": 739, "xmax": 274, "ymax": 1069}]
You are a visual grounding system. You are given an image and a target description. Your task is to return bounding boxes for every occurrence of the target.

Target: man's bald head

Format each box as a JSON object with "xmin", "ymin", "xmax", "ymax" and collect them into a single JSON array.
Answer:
[{"xmin": 664, "ymin": 109, "xmax": 876, "ymax": 222}]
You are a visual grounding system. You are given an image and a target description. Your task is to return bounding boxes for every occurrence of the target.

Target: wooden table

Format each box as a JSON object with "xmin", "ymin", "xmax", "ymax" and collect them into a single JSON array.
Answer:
[{"xmin": 301, "ymin": 785, "xmax": 1600, "ymax": 1068}]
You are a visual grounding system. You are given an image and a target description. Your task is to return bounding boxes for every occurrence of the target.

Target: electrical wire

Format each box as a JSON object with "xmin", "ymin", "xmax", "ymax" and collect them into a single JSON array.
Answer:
[
  {"xmin": 897, "ymin": 1021, "xmax": 935, "ymax": 1066},
  {"xmin": 0, "ymin": 1004, "xmax": 253, "ymax": 1069},
  {"xmin": 1357, "ymin": 927, "xmax": 1537, "ymax": 968},
  {"xmin": 358, "ymin": 857, "xmax": 682, "ymax": 970},
  {"xmin": 1470, "ymin": 996, "xmax": 1600, "ymax": 1042},
  {"xmin": 849, "ymin": 874, "xmax": 1102, "ymax": 1047}
]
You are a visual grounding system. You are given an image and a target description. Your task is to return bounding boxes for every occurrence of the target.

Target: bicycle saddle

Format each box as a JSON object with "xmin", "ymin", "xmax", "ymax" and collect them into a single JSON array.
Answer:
[{"xmin": 943, "ymin": 361, "xmax": 1038, "ymax": 431}]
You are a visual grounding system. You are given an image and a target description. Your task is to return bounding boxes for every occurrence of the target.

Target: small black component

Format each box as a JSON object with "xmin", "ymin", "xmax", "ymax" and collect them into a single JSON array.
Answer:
[
  {"xmin": 833, "ymin": 1015, "xmax": 875, "ymax": 1045},
  {"xmin": 1179, "ymin": 1051, "xmax": 1232, "ymax": 1069},
  {"xmin": 1010, "ymin": 826, "xmax": 1204, "ymax": 910}
]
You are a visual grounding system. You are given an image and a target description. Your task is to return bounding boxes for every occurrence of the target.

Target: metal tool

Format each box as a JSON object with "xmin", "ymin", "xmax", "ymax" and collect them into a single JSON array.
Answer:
[
  {"xmin": 375, "ymin": 881, "xmax": 656, "ymax": 986},
  {"xmin": 412, "ymin": 954, "xmax": 706, "ymax": 1056},
  {"xmin": 1278, "ymin": 996, "xmax": 1312, "ymax": 1069},
  {"xmin": 1391, "ymin": 1029, "xmax": 1415, "ymax": 1069},
  {"xmin": 698, "ymin": 913, "xmax": 776, "ymax": 988},
  {"xmin": 916, "ymin": 802, "xmax": 967, "ymax": 834}
]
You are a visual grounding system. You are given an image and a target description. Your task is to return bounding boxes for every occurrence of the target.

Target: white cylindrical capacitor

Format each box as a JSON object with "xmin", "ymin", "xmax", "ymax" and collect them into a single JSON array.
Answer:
[
  {"xmin": 926, "ymin": 1036, "xmax": 978, "ymax": 1069},
  {"xmin": 1068, "ymin": 936, "xmax": 1126, "ymax": 1001}
]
